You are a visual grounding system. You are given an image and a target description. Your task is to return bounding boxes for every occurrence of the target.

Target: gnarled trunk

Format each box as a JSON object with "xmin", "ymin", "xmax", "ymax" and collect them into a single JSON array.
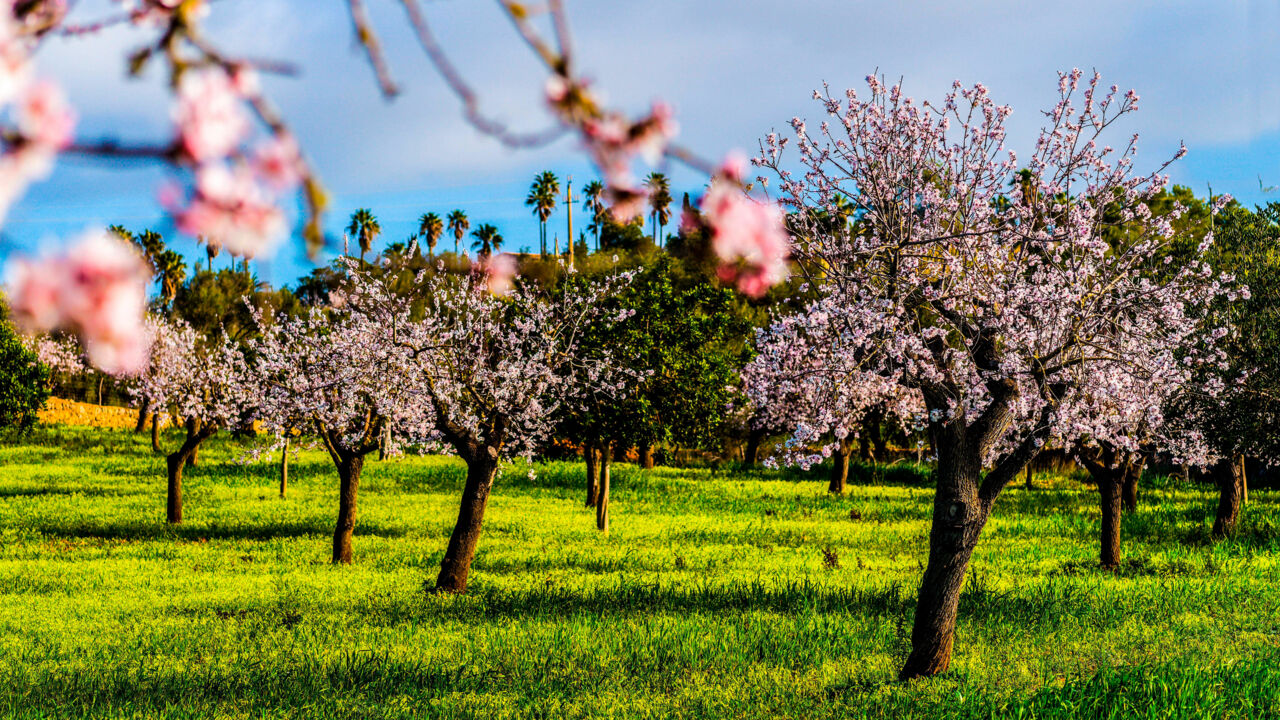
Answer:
[
  {"xmin": 184, "ymin": 417, "xmax": 202, "ymax": 467},
  {"xmin": 1098, "ymin": 469, "xmax": 1123, "ymax": 569},
  {"xmin": 435, "ymin": 449, "xmax": 500, "ymax": 593},
  {"xmin": 332, "ymin": 452, "xmax": 363, "ymax": 564},
  {"xmin": 134, "ymin": 403, "xmax": 149, "ymax": 433},
  {"xmin": 597, "ymin": 443, "xmax": 612, "ymax": 534},
  {"xmin": 899, "ymin": 452, "xmax": 992, "ymax": 680},
  {"xmin": 151, "ymin": 413, "xmax": 161, "ymax": 454},
  {"xmin": 829, "ymin": 436, "xmax": 853, "ymax": 494},
  {"xmin": 639, "ymin": 443, "xmax": 655, "ymax": 469},
  {"xmin": 1079, "ymin": 448, "xmax": 1141, "ymax": 569},
  {"xmin": 164, "ymin": 429, "xmax": 210, "ymax": 524},
  {"xmin": 1212, "ymin": 454, "xmax": 1245, "ymax": 539},
  {"xmin": 585, "ymin": 444, "xmax": 600, "ymax": 507}
]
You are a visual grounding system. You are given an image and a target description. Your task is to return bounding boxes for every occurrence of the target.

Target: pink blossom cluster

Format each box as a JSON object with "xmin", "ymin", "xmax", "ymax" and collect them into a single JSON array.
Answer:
[
  {"xmin": 481, "ymin": 252, "xmax": 518, "ymax": 296},
  {"xmin": 742, "ymin": 296, "xmax": 924, "ymax": 468},
  {"xmin": 545, "ymin": 76, "xmax": 677, "ymax": 222},
  {"xmin": 19, "ymin": 332, "xmax": 87, "ymax": 376},
  {"xmin": 131, "ymin": 315, "xmax": 255, "ymax": 432},
  {"xmin": 695, "ymin": 155, "xmax": 789, "ymax": 298},
  {"xmin": 116, "ymin": 0, "xmax": 197, "ymax": 27},
  {"xmin": 250, "ymin": 259, "xmax": 635, "ymax": 465},
  {"xmin": 6, "ymin": 231, "xmax": 151, "ymax": 374},
  {"xmin": 166, "ymin": 66, "xmax": 300, "ymax": 258},
  {"xmin": 0, "ymin": 8, "xmax": 75, "ymax": 224},
  {"xmin": 753, "ymin": 71, "xmax": 1236, "ymax": 480}
]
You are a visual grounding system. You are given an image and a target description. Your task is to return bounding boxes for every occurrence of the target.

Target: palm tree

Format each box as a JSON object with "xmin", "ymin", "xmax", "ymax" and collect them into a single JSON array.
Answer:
[
  {"xmin": 345, "ymin": 208, "xmax": 381, "ymax": 263},
  {"xmin": 582, "ymin": 180, "xmax": 606, "ymax": 250},
  {"xmin": 646, "ymin": 172, "xmax": 673, "ymax": 246},
  {"xmin": 446, "ymin": 209, "xmax": 470, "ymax": 255},
  {"xmin": 154, "ymin": 249, "xmax": 187, "ymax": 308},
  {"xmin": 470, "ymin": 223, "xmax": 503, "ymax": 258},
  {"xmin": 205, "ymin": 242, "xmax": 219, "ymax": 273},
  {"xmin": 418, "ymin": 212, "xmax": 443, "ymax": 258},
  {"xmin": 525, "ymin": 170, "xmax": 560, "ymax": 255}
]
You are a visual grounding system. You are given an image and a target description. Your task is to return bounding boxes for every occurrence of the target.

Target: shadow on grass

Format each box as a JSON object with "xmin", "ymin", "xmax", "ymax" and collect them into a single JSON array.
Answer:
[
  {"xmin": 345, "ymin": 575, "xmax": 1098, "ymax": 634},
  {"xmin": 0, "ymin": 486, "xmax": 133, "ymax": 499},
  {"xmin": 24, "ymin": 517, "xmax": 412, "ymax": 543}
]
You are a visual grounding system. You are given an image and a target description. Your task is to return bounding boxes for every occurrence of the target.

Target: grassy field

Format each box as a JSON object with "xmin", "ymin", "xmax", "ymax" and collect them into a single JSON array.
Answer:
[{"xmin": 2, "ymin": 425, "xmax": 1280, "ymax": 719}]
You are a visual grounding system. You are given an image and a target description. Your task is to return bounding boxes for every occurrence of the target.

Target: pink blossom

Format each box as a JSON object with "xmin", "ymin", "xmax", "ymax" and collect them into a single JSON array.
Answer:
[
  {"xmin": 252, "ymin": 133, "xmax": 302, "ymax": 189},
  {"xmin": 483, "ymin": 253, "xmax": 518, "ymax": 295},
  {"xmin": 545, "ymin": 75, "xmax": 569, "ymax": 104},
  {"xmin": 173, "ymin": 67, "xmax": 248, "ymax": 163},
  {"xmin": 0, "ymin": 11, "xmax": 31, "ymax": 105},
  {"xmin": 718, "ymin": 150, "xmax": 748, "ymax": 183},
  {"xmin": 702, "ymin": 180, "xmax": 789, "ymax": 297},
  {"xmin": 18, "ymin": 80, "xmax": 74, "ymax": 148},
  {"xmin": 6, "ymin": 230, "xmax": 151, "ymax": 374},
  {"xmin": 173, "ymin": 162, "xmax": 286, "ymax": 257}
]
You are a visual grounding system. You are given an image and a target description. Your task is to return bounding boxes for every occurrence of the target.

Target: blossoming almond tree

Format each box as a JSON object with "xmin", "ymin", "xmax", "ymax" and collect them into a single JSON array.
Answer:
[
  {"xmin": 756, "ymin": 70, "xmax": 1234, "ymax": 679},
  {"xmin": 342, "ymin": 262, "xmax": 633, "ymax": 593},
  {"xmin": 1054, "ymin": 330, "xmax": 1221, "ymax": 568},
  {"xmin": 247, "ymin": 284, "xmax": 417, "ymax": 564},
  {"xmin": 131, "ymin": 316, "xmax": 255, "ymax": 523}
]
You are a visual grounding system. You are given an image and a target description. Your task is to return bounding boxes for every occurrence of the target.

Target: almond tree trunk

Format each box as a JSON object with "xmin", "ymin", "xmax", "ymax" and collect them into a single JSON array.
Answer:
[
  {"xmin": 1121, "ymin": 467, "xmax": 1139, "ymax": 513},
  {"xmin": 151, "ymin": 413, "xmax": 161, "ymax": 454},
  {"xmin": 332, "ymin": 452, "xmax": 363, "ymax": 564},
  {"xmin": 435, "ymin": 449, "xmax": 500, "ymax": 593},
  {"xmin": 1212, "ymin": 454, "xmax": 1245, "ymax": 538},
  {"xmin": 829, "ymin": 436, "xmax": 853, "ymax": 494},
  {"xmin": 165, "ymin": 428, "xmax": 212, "ymax": 524},
  {"xmin": 279, "ymin": 437, "xmax": 290, "ymax": 499},
  {"xmin": 184, "ymin": 417, "xmax": 201, "ymax": 467},
  {"xmin": 1098, "ymin": 469, "xmax": 1123, "ymax": 569},
  {"xmin": 585, "ymin": 444, "xmax": 600, "ymax": 507},
  {"xmin": 597, "ymin": 443, "xmax": 612, "ymax": 534},
  {"xmin": 899, "ymin": 428, "xmax": 996, "ymax": 680},
  {"xmin": 134, "ymin": 403, "xmax": 149, "ymax": 433},
  {"xmin": 1240, "ymin": 456, "xmax": 1249, "ymax": 506},
  {"xmin": 639, "ymin": 443, "xmax": 655, "ymax": 469}
]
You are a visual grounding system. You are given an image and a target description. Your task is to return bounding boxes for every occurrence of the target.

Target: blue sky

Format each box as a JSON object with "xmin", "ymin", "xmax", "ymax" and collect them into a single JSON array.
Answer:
[{"xmin": 5, "ymin": 0, "xmax": 1280, "ymax": 287}]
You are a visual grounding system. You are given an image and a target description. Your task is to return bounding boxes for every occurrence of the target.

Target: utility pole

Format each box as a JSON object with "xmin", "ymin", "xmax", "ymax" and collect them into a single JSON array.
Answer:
[{"xmin": 566, "ymin": 175, "xmax": 574, "ymax": 272}]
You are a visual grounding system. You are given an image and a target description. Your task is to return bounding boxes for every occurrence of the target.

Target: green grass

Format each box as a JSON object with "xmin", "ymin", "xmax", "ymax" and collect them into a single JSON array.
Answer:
[{"xmin": 2, "ymin": 426, "xmax": 1280, "ymax": 719}]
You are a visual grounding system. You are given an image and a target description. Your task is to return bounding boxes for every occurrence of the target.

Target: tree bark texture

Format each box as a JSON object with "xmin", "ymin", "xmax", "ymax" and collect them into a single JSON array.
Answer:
[
  {"xmin": 829, "ymin": 436, "xmax": 853, "ymax": 494},
  {"xmin": 332, "ymin": 452, "xmax": 363, "ymax": 564},
  {"xmin": 434, "ymin": 448, "xmax": 500, "ymax": 592},
  {"xmin": 1212, "ymin": 454, "xmax": 1245, "ymax": 539}
]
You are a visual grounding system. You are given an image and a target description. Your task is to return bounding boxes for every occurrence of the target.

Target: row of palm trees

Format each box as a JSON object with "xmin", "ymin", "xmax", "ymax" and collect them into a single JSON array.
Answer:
[
  {"xmin": 340, "ymin": 170, "xmax": 672, "ymax": 265},
  {"xmin": 533, "ymin": 171, "xmax": 673, "ymax": 252},
  {"xmin": 346, "ymin": 208, "xmax": 504, "ymax": 261}
]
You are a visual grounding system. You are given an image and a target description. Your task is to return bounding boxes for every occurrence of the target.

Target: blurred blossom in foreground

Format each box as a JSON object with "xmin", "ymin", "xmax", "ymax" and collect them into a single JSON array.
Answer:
[
  {"xmin": 0, "ymin": 11, "xmax": 75, "ymax": 226},
  {"xmin": 6, "ymin": 231, "xmax": 152, "ymax": 374},
  {"xmin": 694, "ymin": 153, "xmax": 789, "ymax": 298},
  {"xmin": 483, "ymin": 253, "xmax": 518, "ymax": 296}
]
